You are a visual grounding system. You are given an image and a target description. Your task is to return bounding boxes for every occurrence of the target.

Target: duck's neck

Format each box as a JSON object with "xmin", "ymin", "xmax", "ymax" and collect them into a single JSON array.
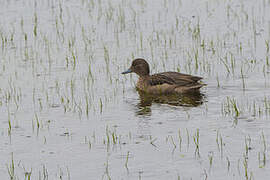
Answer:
[
  {"xmin": 138, "ymin": 75, "xmax": 150, "ymax": 86},
  {"xmin": 137, "ymin": 75, "xmax": 150, "ymax": 91},
  {"xmin": 139, "ymin": 74, "xmax": 150, "ymax": 79}
]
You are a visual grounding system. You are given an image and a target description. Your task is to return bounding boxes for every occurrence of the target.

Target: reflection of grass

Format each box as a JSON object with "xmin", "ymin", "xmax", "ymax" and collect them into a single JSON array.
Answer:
[
  {"xmin": 7, "ymin": 153, "xmax": 15, "ymax": 180},
  {"xmin": 222, "ymin": 97, "xmax": 240, "ymax": 117},
  {"xmin": 193, "ymin": 129, "xmax": 200, "ymax": 157},
  {"xmin": 222, "ymin": 96, "xmax": 270, "ymax": 119}
]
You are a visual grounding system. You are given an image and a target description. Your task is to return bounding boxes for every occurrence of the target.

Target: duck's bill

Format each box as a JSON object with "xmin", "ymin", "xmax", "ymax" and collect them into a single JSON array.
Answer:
[{"xmin": 121, "ymin": 69, "xmax": 132, "ymax": 74}]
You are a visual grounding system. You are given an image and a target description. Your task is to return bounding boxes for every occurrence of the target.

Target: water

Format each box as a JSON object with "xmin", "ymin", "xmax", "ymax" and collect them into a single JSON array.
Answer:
[{"xmin": 1, "ymin": 0, "xmax": 270, "ymax": 179}]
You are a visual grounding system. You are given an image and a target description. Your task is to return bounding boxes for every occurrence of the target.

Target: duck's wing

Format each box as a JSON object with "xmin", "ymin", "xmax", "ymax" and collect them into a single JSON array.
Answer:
[
  {"xmin": 150, "ymin": 72, "xmax": 202, "ymax": 86},
  {"xmin": 148, "ymin": 74, "xmax": 176, "ymax": 86},
  {"xmin": 159, "ymin": 72, "xmax": 202, "ymax": 83}
]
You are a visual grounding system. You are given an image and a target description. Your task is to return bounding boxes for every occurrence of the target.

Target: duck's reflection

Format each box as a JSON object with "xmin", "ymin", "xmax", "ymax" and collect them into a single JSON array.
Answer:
[{"xmin": 136, "ymin": 90, "xmax": 205, "ymax": 116}]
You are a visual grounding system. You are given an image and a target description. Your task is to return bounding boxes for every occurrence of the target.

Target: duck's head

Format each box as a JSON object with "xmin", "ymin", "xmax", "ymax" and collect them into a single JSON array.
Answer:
[{"xmin": 122, "ymin": 58, "xmax": 150, "ymax": 77}]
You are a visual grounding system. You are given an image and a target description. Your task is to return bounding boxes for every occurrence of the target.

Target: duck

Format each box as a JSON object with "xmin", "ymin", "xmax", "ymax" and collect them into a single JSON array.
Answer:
[{"xmin": 122, "ymin": 58, "xmax": 205, "ymax": 94}]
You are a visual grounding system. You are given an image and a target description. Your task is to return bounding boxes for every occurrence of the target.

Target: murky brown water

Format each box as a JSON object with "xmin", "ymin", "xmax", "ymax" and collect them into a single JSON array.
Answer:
[{"xmin": 1, "ymin": 0, "xmax": 270, "ymax": 179}]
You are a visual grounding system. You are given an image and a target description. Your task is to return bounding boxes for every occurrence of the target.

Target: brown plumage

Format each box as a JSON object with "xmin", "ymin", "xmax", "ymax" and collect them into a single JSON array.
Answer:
[{"xmin": 122, "ymin": 58, "xmax": 205, "ymax": 94}]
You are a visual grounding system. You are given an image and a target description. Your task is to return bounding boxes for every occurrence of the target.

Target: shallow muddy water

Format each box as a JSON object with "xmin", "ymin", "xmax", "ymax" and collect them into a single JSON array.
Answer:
[{"xmin": 1, "ymin": 0, "xmax": 270, "ymax": 179}]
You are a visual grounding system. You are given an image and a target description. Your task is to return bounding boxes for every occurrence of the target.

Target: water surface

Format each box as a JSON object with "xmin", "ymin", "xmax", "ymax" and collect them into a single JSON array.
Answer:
[{"xmin": 1, "ymin": 0, "xmax": 270, "ymax": 179}]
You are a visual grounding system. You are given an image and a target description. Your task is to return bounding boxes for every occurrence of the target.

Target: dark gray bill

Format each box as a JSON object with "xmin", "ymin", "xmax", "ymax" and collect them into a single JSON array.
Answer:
[{"xmin": 121, "ymin": 68, "xmax": 132, "ymax": 74}]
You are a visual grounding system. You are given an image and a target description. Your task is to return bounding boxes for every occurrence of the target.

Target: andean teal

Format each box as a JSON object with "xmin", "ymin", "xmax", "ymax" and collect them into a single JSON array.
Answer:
[{"xmin": 122, "ymin": 58, "xmax": 205, "ymax": 94}]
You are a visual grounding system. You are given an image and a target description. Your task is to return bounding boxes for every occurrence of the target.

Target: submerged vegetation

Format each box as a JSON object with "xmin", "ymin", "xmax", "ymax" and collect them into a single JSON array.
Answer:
[{"xmin": 0, "ymin": 0, "xmax": 270, "ymax": 179}]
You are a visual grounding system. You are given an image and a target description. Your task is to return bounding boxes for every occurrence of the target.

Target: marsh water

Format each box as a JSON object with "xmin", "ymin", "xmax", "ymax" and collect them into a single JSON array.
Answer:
[{"xmin": 1, "ymin": 0, "xmax": 270, "ymax": 179}]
